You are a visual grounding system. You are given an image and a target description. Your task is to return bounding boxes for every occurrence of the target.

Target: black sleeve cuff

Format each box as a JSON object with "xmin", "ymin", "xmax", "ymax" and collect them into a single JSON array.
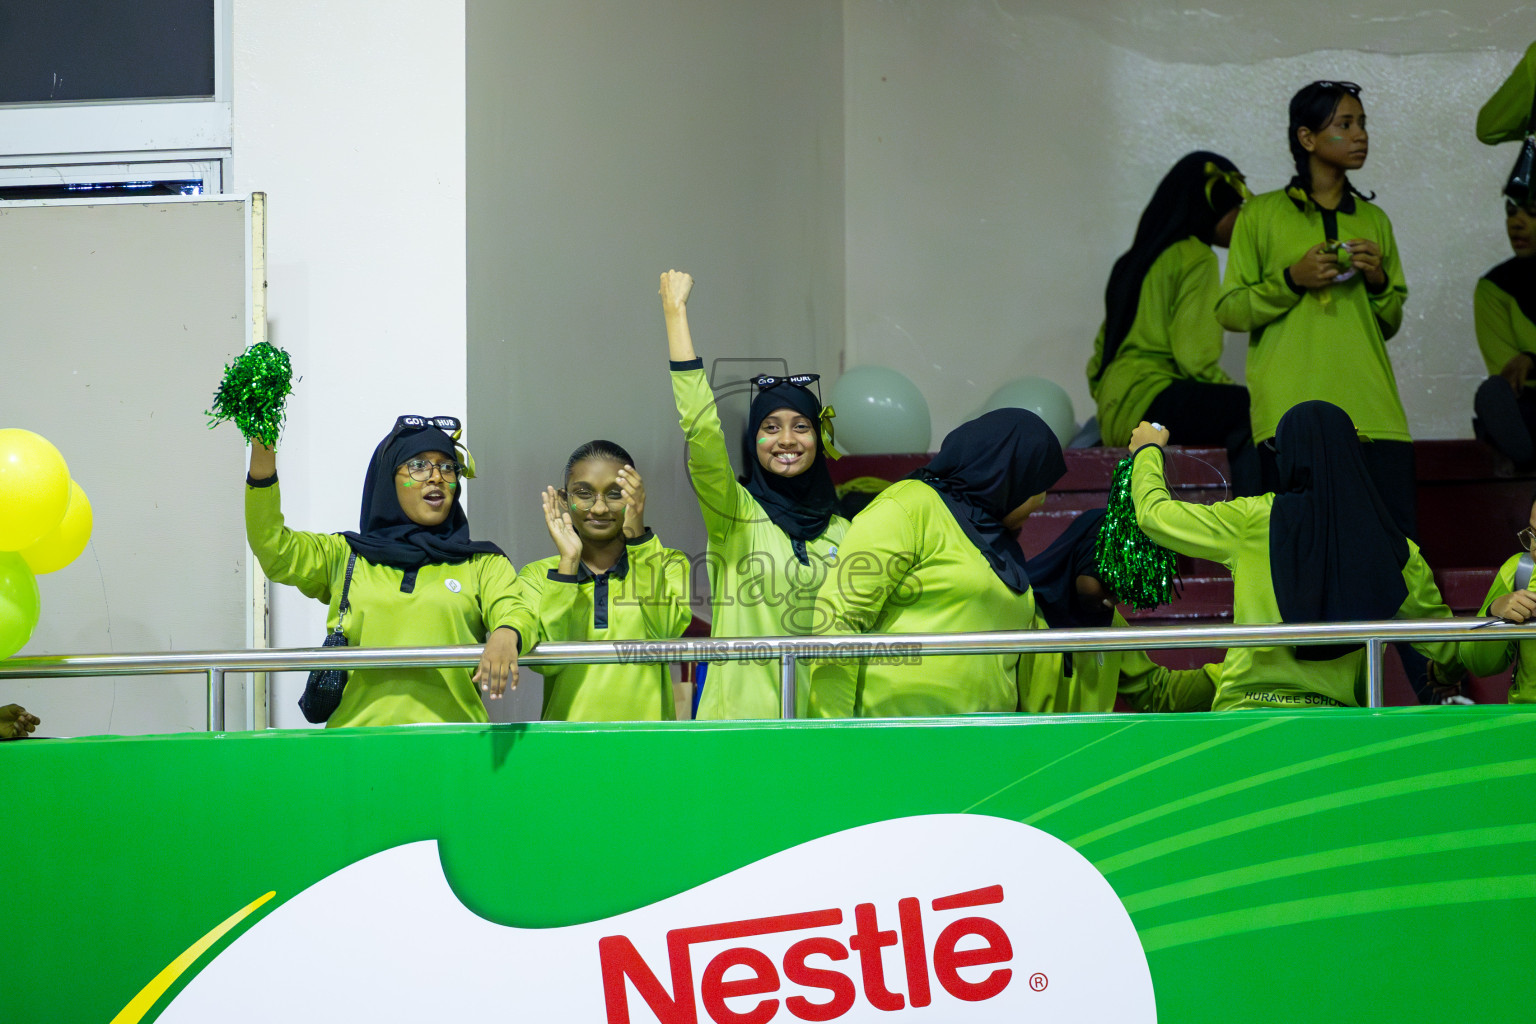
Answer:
[
  {"xmin": 546, "ymin": 570, "xmax": 580, "ymax": 584},
  {"xmin": 1131, "ymin": 443, "xmax": 1164, "ymax": 460},
  {"xmin": 1282, "ymin": 268, "xmax": 1306, "ymax": 296},
  {"xmin": 1364, "ymin": 275, "xmax": 1389, "ymax": 295},
  {"xmin": 669, "ymin": 358, "xmax": 704, "ymax": 371},
  {"xmin": 246, "ymin": 473, "xmax": 278, "ymax": 488},
  {"xmin": 624, "ymin": 527, "xmax": 655, "ymax": 546}
]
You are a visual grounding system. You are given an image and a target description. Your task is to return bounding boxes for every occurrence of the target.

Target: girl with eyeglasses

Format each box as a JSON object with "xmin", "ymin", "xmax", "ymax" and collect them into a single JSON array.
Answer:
[
  {"xmin": 1217, "ymin": 81, "xmax": 1415, "ymax": 534},
  {"xmin": 1088, "ymin": 151, "xmax": 1261, "ymax": 496},
  {"xmin": 1126, "ymin": 405, "xmax": 1457, "ymax": 711},
  {"xmin": 806, "ymin": 409, "xmax": 1066, "ymax": 718},
  {"xmin": 1459, "ymin": 490, "xmax": 1536, "ymax": 704},
  {"xmin": 245, "ymin": 416, "xmax": 536, "ymax": 726},
  {"xmin": 515, "ymin": 440, "xmax": 691, "ymax": 720},
  {"xmin": 659, "ymin": 269, "xmax": 849, "ymax": 719}
]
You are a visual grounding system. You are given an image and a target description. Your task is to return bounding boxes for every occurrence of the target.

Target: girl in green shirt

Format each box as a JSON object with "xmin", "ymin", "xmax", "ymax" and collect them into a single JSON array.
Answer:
[
  {"xmin": 807, "ymin": 409, "xmax": 1065, "ymax": 718},
  {"xmin": 659, "ymin": 270, "xmax": 849, "ymax": 719},
  {"xmin": 1217, "ymin": 81, "xmax": 1415, "ymax": 535},
  {"xmin": 1458, "ymin": 494, "xmax": 1536, "ymax": 702},
  {"xmin": 1087, "ymin": 151, "xmax": 1260, "ymax": 495},
  {"xmin": 1472, "ymin": 198, "xmax": 1536, "ymax": 465},
  {"xmin": 517, "ymin": 440, "xmax": 691, "ymax": 721},
  {"xmin": 1017, "ymin": 509, "xmax": 1216, "ymax": 713},
  {"xmin": 245, "ymin": 416, "xmax": 536, "ymax": 727},
  {"xmin": 1128, "ymin": 402, "xmax": 1455, "ymax": 711}
]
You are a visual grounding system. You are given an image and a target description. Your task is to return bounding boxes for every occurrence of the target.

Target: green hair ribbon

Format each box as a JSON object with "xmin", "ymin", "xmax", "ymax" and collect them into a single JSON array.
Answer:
[
  {"xmin": 1204, "ymin": 162, "xmax": 1254, "ymax": 209},
  {"xmin": 819, "ymin": 405, "xmax": 843, "ymax": 460},
  {"xmin": 1094, "ymin": 454, "xmax": 1178, "ymax": 610}
]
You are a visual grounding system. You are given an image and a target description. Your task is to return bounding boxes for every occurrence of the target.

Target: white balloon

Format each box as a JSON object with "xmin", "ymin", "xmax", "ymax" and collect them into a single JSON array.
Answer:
[{"xmin": 983, "ymin": 377, "xmax": 1077, "ymax": 446}]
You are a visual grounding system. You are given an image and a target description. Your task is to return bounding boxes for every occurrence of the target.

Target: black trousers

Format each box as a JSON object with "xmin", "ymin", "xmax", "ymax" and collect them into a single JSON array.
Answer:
[{"xmin": 1143, "ymin": 379, "xmax": 1263, "ymax": 498}]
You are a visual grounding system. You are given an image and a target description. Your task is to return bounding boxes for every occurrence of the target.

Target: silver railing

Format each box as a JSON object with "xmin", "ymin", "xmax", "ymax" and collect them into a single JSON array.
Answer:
[{"xmin": 1, "ymin": 617, "xmax": 1532, "ymax": 730}]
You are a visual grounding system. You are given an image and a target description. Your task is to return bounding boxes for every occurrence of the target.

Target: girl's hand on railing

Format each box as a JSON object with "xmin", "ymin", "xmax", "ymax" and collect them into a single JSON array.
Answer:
[
  {"xmin": 0, "ymin": 703, "xmax": 39, "ymax": 739},
  {"xmin": 473, "ymin": 627, "xmax": 520, "ymax": 699},
  {"xmin": 1490, "ymin": 591, "xmax": 1536, "ymax": 623}
]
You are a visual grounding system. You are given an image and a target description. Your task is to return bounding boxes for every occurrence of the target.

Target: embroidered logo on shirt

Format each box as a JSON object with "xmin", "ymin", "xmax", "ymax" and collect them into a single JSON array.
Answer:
[{"xmin": 444, "ymin": 579, "xmax": 462, "ymax": 593}]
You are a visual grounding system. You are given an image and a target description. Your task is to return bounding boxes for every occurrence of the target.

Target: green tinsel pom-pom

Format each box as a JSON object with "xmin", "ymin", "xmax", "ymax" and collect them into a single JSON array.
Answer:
[
  {"xmin": 206, "ymin": 342, "xmax": 294, "ymax": 448},
  {"xmin": 1095, "ymin": 453, "xmax": 1178, "ymax": 610}
]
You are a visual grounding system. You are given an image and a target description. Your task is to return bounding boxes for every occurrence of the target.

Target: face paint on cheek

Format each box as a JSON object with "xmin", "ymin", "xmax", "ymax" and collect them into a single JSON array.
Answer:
[
  {"xmin": 402, "ymin": 480, "xmax": 415, "ymax": 488},
  {"xmin": 758, "ymin": 437, "xmax": 771, "ymax": 445},
  {"xmin": 446, "ymin": 481, "xmax": 456, "ymax": 489}
]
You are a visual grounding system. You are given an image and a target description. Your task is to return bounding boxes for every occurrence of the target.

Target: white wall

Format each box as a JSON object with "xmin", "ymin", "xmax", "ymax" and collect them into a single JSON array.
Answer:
[
  {"xmin": 465, "ymin": 0, "xmax": 845, "ymax": 720},
  {"xmin": 232, "ymin": 0, "xmax": 466, "ymax": 727},
  {"xmin": 845, "ymin": 0, "xmax": 1526, "ymax": 443}
]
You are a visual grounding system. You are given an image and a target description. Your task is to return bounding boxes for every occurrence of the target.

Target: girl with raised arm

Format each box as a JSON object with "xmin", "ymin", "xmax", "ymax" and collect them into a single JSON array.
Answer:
[
  {"xmin": 245, "ymin": 416, "xmax": 536, "ymax": 726},
  {"xmin": 517, "ymin": 441, "xmax": 690, "ymax": 721},
  {"xmin": 660, "ymin": 270, "xmax": 849, "ymax": 719}
]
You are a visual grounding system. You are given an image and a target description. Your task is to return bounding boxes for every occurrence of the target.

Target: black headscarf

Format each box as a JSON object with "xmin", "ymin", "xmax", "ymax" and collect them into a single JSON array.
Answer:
[
  {"xmin": 740, "ymin": 381, "xmax": 838, "ymax": 550},
  {"xmin": 1268, "ymin": 401, "xmax": 1408, "ymax": 660},
  {"xmin": 340, "ymin": 421, "xmax": 506, "ymax": 570},
  {"xmin": 1024, "ymin": 509, "xmax": 1112, "ymax": 628},
  {"xmin": 1485, "ymin": 254, "xmax": 1536, "ymax": 328},
  {"xmin": 911, "ymin": 409, "xmax": 1067, "ymax": 594},
  {"xmin": 1097, "ymin": 151, "xmax": 1247, "ymax": 382}
]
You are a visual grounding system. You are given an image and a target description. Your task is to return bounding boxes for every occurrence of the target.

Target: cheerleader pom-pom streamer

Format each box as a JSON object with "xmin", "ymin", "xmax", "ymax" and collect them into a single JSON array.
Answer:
[
  {"xmin": 1095, "ymin": 454, "xmax": 1177, "ymax": 610},
  {"xmin": 206, "ymin": 343, "xmax": 294, "ymax": 448}
]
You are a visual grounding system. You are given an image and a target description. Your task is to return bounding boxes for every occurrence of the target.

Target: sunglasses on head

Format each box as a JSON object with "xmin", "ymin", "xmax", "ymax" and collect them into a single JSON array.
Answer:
[
  {"xmin": 393, "ymin": 415, "xmax": 461, "ymax": 434},
  {"xmin": 1312, "ymin": 80, "xmax": 1361, "ymax": 95},
  {"xmin": 753, "ymin": 374, "xmax": 820, "ymax": 390}
]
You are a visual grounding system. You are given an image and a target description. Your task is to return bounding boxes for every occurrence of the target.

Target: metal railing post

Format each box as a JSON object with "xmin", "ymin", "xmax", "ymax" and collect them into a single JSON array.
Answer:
[
  {"xmin": 207, "ymin": 667, "xmax": 224, "ymax": 732},
  {"xmin": 1365, "ymin": 638, "xmax": 1384, "ymax": 709},
  {"xmin": 780, "ymin": 652, "xmax": 798, "ymax": 719}
]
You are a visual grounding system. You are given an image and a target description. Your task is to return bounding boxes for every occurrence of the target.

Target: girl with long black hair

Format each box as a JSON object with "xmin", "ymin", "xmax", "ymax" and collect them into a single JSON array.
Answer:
[
  {"xmin": 1088, "ymin": 151, "xmax": 1259, "ymax": 495},
  {"xmin": 1216, "ymin": 81, "xmax": 1414, "ymax": 532}
]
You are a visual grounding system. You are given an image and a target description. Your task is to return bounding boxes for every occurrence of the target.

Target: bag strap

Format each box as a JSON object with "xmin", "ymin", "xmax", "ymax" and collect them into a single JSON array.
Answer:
[
  {"xmin": 1515, "ymin": 552, "xmax": 1535, "ymax": 593},
  {"xmin": 336, "ymin": 552, "xmax": 358, "ymax": 626}
]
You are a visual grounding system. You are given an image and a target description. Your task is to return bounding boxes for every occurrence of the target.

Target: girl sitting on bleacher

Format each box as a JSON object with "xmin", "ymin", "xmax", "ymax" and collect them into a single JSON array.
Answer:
[
  {"xmin": 1128, "ymin": 402, "xmax": 1456, "ymax": 710},
  {"xmin": 1458, "ymin": 492, "xmax": 1536, "ymax": 703}
]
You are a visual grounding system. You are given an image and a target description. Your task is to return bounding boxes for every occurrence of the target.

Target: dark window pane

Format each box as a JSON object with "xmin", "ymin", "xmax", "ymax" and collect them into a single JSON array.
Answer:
[
  {"xmin": 0, "ymin": 181, "xmax": 205, "ymax": 200},
  {"xmin": 0, "ymin": 1, "xmax": 215, "ymax": 103}
]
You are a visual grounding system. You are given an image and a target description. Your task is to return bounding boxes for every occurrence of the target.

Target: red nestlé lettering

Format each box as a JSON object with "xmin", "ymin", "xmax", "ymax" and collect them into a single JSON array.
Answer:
[{"xmin": 599, "ymin": 884, "xmax": 1013, "ymax": 1023}]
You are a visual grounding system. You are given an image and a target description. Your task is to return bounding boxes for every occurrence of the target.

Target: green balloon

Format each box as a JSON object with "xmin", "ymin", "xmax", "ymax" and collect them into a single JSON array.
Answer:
[
  {"xmin": 827, "ymin": 366, "xmax": 932, "ymax": 455},
  {"xmin": 982, "ymin": 377, "xmax": 1077, "ymax": 446},
  {"xmin": 0, "ymin": 551, "xmax": 40, "ymax": 659}
]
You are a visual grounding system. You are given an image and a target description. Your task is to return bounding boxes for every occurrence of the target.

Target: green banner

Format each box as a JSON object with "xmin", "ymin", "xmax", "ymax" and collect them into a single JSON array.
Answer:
[{"xmin": 7, "ymin": 707, "xmax": 1536, "ymax": 1020}]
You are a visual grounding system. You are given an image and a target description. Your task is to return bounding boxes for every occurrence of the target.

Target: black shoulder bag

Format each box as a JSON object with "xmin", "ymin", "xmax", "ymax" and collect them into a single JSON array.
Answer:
[{"xmin": 298, "ymin": 552, "xmax": 358, "ymax": 724}]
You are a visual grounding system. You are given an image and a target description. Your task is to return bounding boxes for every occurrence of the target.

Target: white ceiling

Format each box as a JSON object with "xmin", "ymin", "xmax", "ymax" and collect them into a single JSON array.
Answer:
[{"xmin": 994, "ymin": 0, "xmax": 1534, "ymax": 62}]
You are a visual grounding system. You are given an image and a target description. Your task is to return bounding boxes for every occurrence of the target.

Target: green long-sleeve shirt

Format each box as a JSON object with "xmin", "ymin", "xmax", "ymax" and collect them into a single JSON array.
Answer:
[
  {"xmin": 1087, "ymin": 237, "xmax": 1236, "ymax": 447},
  {"xmin": 517, "ymin": 531, "xmax": 691, "ymax": 721},
  {"xmin": 806, "ymin": 479, "xmax": 1037, "ymax": 718},
  {"xmin": 671, "ymin": 362, "xmax": 848, "ymax": 719},
  {"xmin": 1477, "ymin": 41, "xmax": 1536, "ymax": 145},
  {"xmin": 1018, "ymin": 609, "xmax": 1217, "ymax": 713},
  {"xmin": 1475, "ymin": 272, "xmax": 1536, "ymax": 376},
  {"xmin": 1457, "ymin": 553, "xmax": 1536, "ymax": 704},
  {"xmin": 1216, "ymin": 188, "xmax": 1409, "ymax": 443},
  {"xmin": 245, "ymin": 478, "xmax": 536, "ymax": 727},
  {"xmin": 1131, "ymin": 446, "xmax": 1455, "ymax": 710}
]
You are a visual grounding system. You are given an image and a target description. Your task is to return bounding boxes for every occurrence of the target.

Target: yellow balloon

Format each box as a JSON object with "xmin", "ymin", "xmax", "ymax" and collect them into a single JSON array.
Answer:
[
  {"xmin": 20, "ymin": 480, "xmax": 92, "ymax": 574},
  {"xmin": 0, "ymin": 429, "xmax": 70, "ymax": 551}
]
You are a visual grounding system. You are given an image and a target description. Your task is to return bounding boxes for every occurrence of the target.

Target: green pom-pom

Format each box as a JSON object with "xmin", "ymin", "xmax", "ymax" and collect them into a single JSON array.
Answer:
[
  {"xmin": 1095, "ymin": 454, "xmax": 1178, "ymax": 610},
  {"xmin": 206, "ymin": 342, "xmax": 294, "ymax": 448}
]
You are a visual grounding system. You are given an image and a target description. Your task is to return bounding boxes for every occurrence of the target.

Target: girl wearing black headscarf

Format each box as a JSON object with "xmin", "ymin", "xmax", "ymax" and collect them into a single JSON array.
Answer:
[
  {"xmin": 1088, "ymin": 151, "xmax": 1260, "ymax": 496},
  {"xmin": 1126, "ymin": 403, "xmax": 1456, "ymax": 710},
  {"xmin": 660, "ymin": 270, "xmax": 849, "ymax": 719},
  {"xmin": 1017, "ymin": 510, "xmax": 1216, "ymax": 713},
  {"xmin": 245, "ymin": 418, "xmax": 536, "ymax": 727},
  {"xmin": 807, "ymin": 409, "xmax": 1066, "ymax": 718}
]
